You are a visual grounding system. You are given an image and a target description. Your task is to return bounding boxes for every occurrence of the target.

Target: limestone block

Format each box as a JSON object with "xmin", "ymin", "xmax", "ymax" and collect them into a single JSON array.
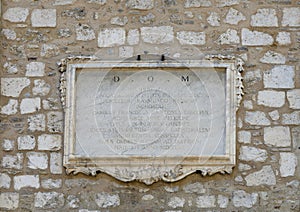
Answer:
[
  {"xmin": 27, "ymin": 152, "xmax": 48, "ymax": 170},
  {"xmin": 1, "ymin": 99, "xmax": 18, "ymax": 115},
  {"xmin": 207, "ymin": 12, "xmax": 220, "ymax": 26},
  {"xmin": 31, "ymin": 9, "xmax": 57, "ymax": 27},
  {"xmin": 17, "ymin": 135, "xmax": 35, "ymax": 150},
  {"xmin": 2, "ymin": 139, "xmax": 14, "ymax": 151},
  {"xmin": 239, "ymin": 146, "xmax": 267, "ymax": 162},
  {"xmin": 269, "ymin": 110, "xmax": 280, "ymax": 121},
  {"xmin": 282, "ymin": 8, "xmax": 300, "ymax": 27},
  {"xmin": 50, "ymin": 153, "xmax": 62, "ymax": 174},
  {"xmin": 245, "ymin": 165, "xmax": 276, "ymax": 186},
  {"xmin": 3, "ymin": 7, "xmax": 29, "ymax": 23},
  {"xmin": 111, "ymin": 16, "xmax": 128, "ymax": 26},
  {"xmin": 218, "ymin": 29, "xmax": 240, "ymax": 44},
  {"xmin": 264, "ymin": 126, "xmax": 291, "ymax": 147},
  {"xmin": 263, "ymin": 65, "xmax": 294, "ymax": 88},
  {"xmin": 2, "ymin": 29, "xmax": 17, "ymax": 40},
  {"xmin": 0, "ymin": 173, "xmax": 11, "ymax": 189},
  {"xmin": 224, "ymin": 8, "xmax": 245, "ymax": 25},
  {"xmin": 32, "ymin": 79, "xmax": 51, "ymax": 96},
  {"xmin": 2, "ymin": 154, "xmax": 23, "ymax": 169},
  {"xmin": 20, "ymin": 98, "xmax": 41, "ymax": 114},
  {"xmin": 276, "ymin": 32, "xmax": 291, "ymax": 45},
  {"xmin": 87, "ymin": 0, "xmax": 106, "ymax": 4},
  {"xmin": 257, "ymin": 90, "xmax": 285, "ymax": 108},
  {"xmin": 282, "ymin": 111, "xmax": 300, "ymax": 125},
  {"xmin": 28, "ymin": 114, "xmax": 46, "ymax": 132},
  {"xmin": 75, "ymin": 24, "xmax": 96, "ymax": 41},
  {"xmin": 280, "ymin": 153, "xmax": 297, "ymax": 177},
  {"xmin": 126, "ymin": 0, "xmax": 154, "ymax": 10},
  {"xmin": 245, "ymin": 111, "xmax": 270, "ymax": 125},
  {"xmin": 184, "ymin": 0, "xmax": 212, "ymax": 8},
  {"xmin": 287, "ymin": 89, "xmax": 300, "ymax": 109},
  {"xmin": 183, "ymin": 182, "xmax": 205, "ymax": 194},
  {"xmin": 141, "ymin": 26, "xmax": 174, "ymax": 44},
  {"xmin": 47, "ymin": 112, "xmax": 63, "ymax": 133},
  {"xmin": 41, "ymin": 179, "xmax": 62, "ymax": 189},
  {"xmin": 41, "ymin": 44, "xmax": 60, "ymax": 57},
  {"xmin": 0, "ymin": 193, "xmax": 19, "ymax": 210},
  {"xmin": 196, "ymin": 195, "xmax": 216, "ymax": 208},
  {"xmin": 34, "ymin": 192, "xmax": 64, "ymax": 209},
  {"xmin": 38, "ymin": 134, "xmax": 61, "ymax": 151},
  {"xmin": 216, "ymin": 0, "xmax": 239, "ymax": 7},
  {"xmin": 168, "ymin": 197, "xmax": 185, "ymax": 208},
  {"xmin": 250, "ymin": 8, "xmax": 278, "ymax": 27},
  {"xmin": 127, "ymin": 29, "xmax": 139, "ymax": 45},
  {"xmin": 238, "ymin": 131, "xmax": 251, "ymax": 144},
  {"xmin": 119, "ymin": 46, "xmax": 134, "ymax": 58},
  {"xmin": 54, "ymin": 0, "xmax": 77, "ymax": 5},
  {"xmin": 25, "ymin": 62, "xmax": 45, "ymax": 77},
  {"xmin": 98, "ymin": 28, "xmax": 125, "ymax": 47},
  {"xmin": 241, "ymin": 28, "xmax": 273, "ymax": 46},
  {"xmin": 1, "ymin": 78, "xmax": 30, "ymax": 97},
  {"xmin": 260, "ymin": 51, "xmax": 286, "ymax": 64},
  {"xmin": 14, "ymin": 175, "xmax": 39, "ymax": 190},
  {"xmin": 176, "ymin": 31, "xmax": 205, "ymax": 45},
  {"xmin": 233, "ymin": 190, "xmax": 258, "ymax": 208},
  {"xmin": 95, "ymin": 193, "xmax": 120, "ymax": 208},
  {"xmin": 217, "ymin": 195, "xmax": 229, "ymax": 208}
]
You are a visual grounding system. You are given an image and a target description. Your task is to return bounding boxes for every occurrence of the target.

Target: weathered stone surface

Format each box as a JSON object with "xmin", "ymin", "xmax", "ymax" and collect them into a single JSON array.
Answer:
[
  {"xmin": 176, "ymin": 31, "xmax": 205, "ymax": 45},
  {"xmin": 263, "ymin": 65, "xmax": 294, "ymax": 89},
  {"xmin": 250, "ymin": 8, "xmax": 278, "ymax": 27},
  {"xmin": 264, "ymin": 126, "xmax": 291, "ymax": 147},
  {"xmin": 217, "ymin": 195, "xmax": 229, "ymax": 208},
  {"xmin": 3, "ymin": 7, "xmax": 29, "ymax": 23},
  {"xmin": 245, "ymin": 111, "xmax": 270, "ymax": 125},
  {"xmin": 95, "ymin": 193, "xmax": 120, "ymax": 208},
  {"xmin": 111, "ymin": 16, "xmax": 128, "ymax": 26},
  {"xmin": 141, "ymin": 26, "xmax": 174, "ymax": 44},
  {"xmin": 218, "ymin": 29, "xmax": 240, "ymax": 44},
  {"xmin": 1, "ymin": 99, "xmax": 18, "ymax": 115},
  {"xmin": 75, "ymin": 24, "xmax": 96, "ymax": 41},
  {"xmin": 27, "ymin": 152, "xmax": 48, "ymax": 170},
  {"xmin": 126, "ymin": 0, "xmax": 154, "ymax": 10},
  {"xmin": 127, "ymin": 29, "xmax": 139, "ymax": 45},
  {"xmin": 280, "ymin": 153, "xmax": 297, "ymax": 177},
  {"xmin": 2, "ymin": 139, "xmax": 14, "ymax": 151},
  {"xmin": 50, "ymin": 153, "xmax": 62, "ymax": 174},
  {"xmin": 168, "ymin": 197, "xmax": 185, "ymax": 208},
  {"xmin": 183, "ymin": 182, "xmax": 205, "ymax": 194},
  {"xmin": 98, "ymin": 28, "xmax": 125, "ymax": 47},
  {"xmin": 287, "ymin": 89, "xmax": 300, "ymax": 109},
  {"xmin": 1, "ymin": 78, "xmax": 30, "ymax": 97},
  {"xmin": 184, "ymin": 0, "xmax": 211, "ymax": 8},
  {"xmin": 3, "ymin": 62, "xmax": 18, "ymax": 74},
  {"xmin": 241, "ymin": 28, "xmax": 273, "ymax": 46},
  {"xmin": 41, "ymin": 179, "xmax": 62, "ymax": 189},
  {"xmin": 34, "ymin": 192, "xmax": 64, "ymax": 209},
  {"xmin": 58, "ymin": 28, "xmax": 72, "ymax": 38},
  {"xmin": 2, "ymin": 29, "xmax": 17, "ymax": 40},
  {"xmin": 269, "ymin": 110, "xmax": 280, "ymax": 121},
  {"xmin": 141, "ymin": 194, "xmax": 154, "ymax": 201},
  {"xmin": 32, "ymin": 79, "xmax": 51, "ymax": 96},
  {"xmin": 282, "ymin": 111, "xmax": 300, "ymax": 125},
  {"xmin": 20, "ymin": 98, "xmax": 41, "ymax": 114},
  {"xmin": 14, "ymin": 175, "xmax": 39, "ymax": 190},
  {"xmin": 257, "ymin": 90, "xmax": 285, "ymax": 108},
  {"xmin": 260, "ymin": 51, "xmax": 286, "ymax": 64},
  {"xmin": 54, "ymin": 0, "xmax": 77, "ymax": 5},
  {"xmin": 87, "ymin": 0, "xmax": 106, "ymax": 4},
  {"xmin": 41, "ymin": 44, "xmax": 60, "ymax": 57},
  {"xmin": 0, "ymin": 193, "xmax": 19, "ymax": 210},
  {"xmin": 238, "ymin": 131, "xmax": 251, "ymax": 144},
  {"xmin": 28, "ymin": 114, "xmax": 46, "ymax": 131},
  {"xmin": 31, "ymin": 9, "xmax": 57, "ymax": 27},
  {"xmin": 42, "ymin": 98, "xmax": 61, "ymax": 110},
  {"xmin": 25, "ymin": 62, "xmax": 45, "ymax": 77},
  {"xmin": 119, "ymin": 46, "xmax": 134, "ymax": 58},
  {"xmin": 245, "ymin": 165, "xmax": 276, "ymax": 186},
  {"xmin": 207, "ymin": 12, "xmax": 220, "ymax": 26},
  {"xmin": 47, "ymin": 112, "xmax": 63, "ymax": 133},
  {"xmin": 196, "ymin": 195, "xmax": 216, "ymax": 208},
  {"xmin": 217, "ymin": 0, "xmax": 239, "ymax": 7},
  {"xmin": 139, "ymin": 13, "xmax": 155, "ymax": 25},
  {"xmin": 239, "ymin": 146, "xmax": 267, "ymax": 162},
  {"xmin": 2, "ymin": 154, "xmax": 23, "ymax": 169},
  {"xmin": 224, "ymin": 8, "xmax": 245, "ymax": 25},
  {"xmin": 0, "ymin": 173, "xmax": 11, "ymax": 189},
  {"xmin": 276, "ymin": 32, "xmax": 291, "ymax": 45},
  {"xmin": 282, "ymin": 7, "xmax": 300, "ymax": 27},
  {"xmin": 233, "ymin": 190, "xmax": 258, "ymax": 208},
  {"xmin": 66, "ymin": 195, "xmax": 80, "ymax": 208},
  {"xmin": 238, "ymin": 163, "xmax": 252, "ymax": 172},
  {"xmin": 17, "ymin": 135, "xmax": 35, "ymax": 150},
  {"xmin": 38, "ymin": 134, "xmax": 61, "ymax": 151}
]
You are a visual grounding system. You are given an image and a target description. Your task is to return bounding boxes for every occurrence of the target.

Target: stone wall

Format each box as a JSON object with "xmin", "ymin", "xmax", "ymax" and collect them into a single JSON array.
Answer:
[{"xmin": 0, "ymin": 0, "xmax": 299, "ymax": 211}]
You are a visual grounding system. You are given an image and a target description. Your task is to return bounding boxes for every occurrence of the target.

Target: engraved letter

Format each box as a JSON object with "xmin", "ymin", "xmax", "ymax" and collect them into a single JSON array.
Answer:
[
  {"xmin": 148, "ymin": 76, "xmax": 154, "ymax": 82},
  {"xmin": 113, "ymin": 76, "xmax": 120, "ymax": 82},
  {"xmin": 181, "ymin": 76, "xmax": 189, "ymax": 82}
]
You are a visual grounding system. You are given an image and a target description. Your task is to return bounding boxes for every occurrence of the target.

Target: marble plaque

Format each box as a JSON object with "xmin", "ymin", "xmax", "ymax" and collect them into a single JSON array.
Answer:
[{"xmin": 60, "ymin": 57, "xmax": 244, "ymax": 184}]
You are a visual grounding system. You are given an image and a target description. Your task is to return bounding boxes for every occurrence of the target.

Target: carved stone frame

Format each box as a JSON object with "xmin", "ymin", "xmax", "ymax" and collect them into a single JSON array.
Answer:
[{"xmin": 59, "ymin": 55, "xmax": 244, "ymax": 185}]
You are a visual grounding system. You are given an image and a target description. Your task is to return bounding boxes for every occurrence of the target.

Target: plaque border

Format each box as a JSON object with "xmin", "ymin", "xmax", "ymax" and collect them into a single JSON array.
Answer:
[{"xmin": 59, "ymin": 55, "xmax": 244, "ymax": 184}]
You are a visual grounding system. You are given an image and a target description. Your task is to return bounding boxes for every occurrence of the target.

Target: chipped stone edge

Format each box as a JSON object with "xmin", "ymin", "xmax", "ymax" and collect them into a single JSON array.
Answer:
[{"xmin": 59, "ymin": 55, "xmax": 243, "ymax": 185}]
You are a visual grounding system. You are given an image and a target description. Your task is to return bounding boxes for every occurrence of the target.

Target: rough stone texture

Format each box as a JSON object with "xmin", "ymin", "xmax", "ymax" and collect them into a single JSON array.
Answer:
[
  {"xmin": 127, "ymin": 29, "xmax": 139, "ymax": 45},
  {"xmin": 250, "ymin": 8, "xmax": 278, "ymax": 27},
  {"xmin": 0, "ymin": 173, "xmax": 11, "ymax": 189},
  {"xmin": 217, "ymin": 0, "xmax": 239, "ymax": 7},
  {"xmin": 217, "ymin": 195, "xmax": 229, "ymax": 208},
  {"xmin": 1, "ymin": 99, "xmax": 18, "ymax": 115},
  {"xmin": 1, "ymin": 78, "xmax": 30, "ymax": 97},
  {"xmin": 2, "ymin": 139, "xmax": 14, "ymax": 152},
  {"xmin": 260, "ymin": 51, "xmax": 286, "ymax": 64},
  {"xmin": 14, "ymin": 175, "xmax": 39, "ymax": 190},
  {"xmin": 126, "ymin": 0, "xmax": 154, "ymax": 10},
  {"xmin": 17, "ymin": 135, "xmax": 35, "ymax": 150},
  {"xmin": 218, "ymin": 29, "xmax": 239, "ymax": 44},
  {"xmin": 98, "ymin": 28, "xmax": 125, "ymax": 47},
  {"xmin": 75, "ymin": 24, "xmax": 96, "ymax": 41},
  {"xmin": 238, "ymin": 131, "xmax": 251, "ymax": 144},
  {"xmin": 141, "ymin": 26, "xmax": 174, "ymax": 44},
  {"xmin": 276, "ymin": 32, "xmax": 291, "ymax": 45},
  {"xmin": 2, "ymin": 154, "xmax": 23, "ymax": 170},
  {"xmin": 184, "ymin": 0, "xmax": 212, "ymax": 8},
  {"xmin": 47, "ymin": 112, "xmax": 63, "ymax": 133},
  {"xmin": 41, "ymin": 44, "xmax": 60, "ymax": 57},
  {"xmin": 241, "ymin": 28, "xmax": 273, "ymax": 46},
  {"xmin": 95, "ymin": 193, "xmax": 120, "ymax": 208},
  {"xmin": 183, "ymin": 182, "xmax": 205, "ymax": 194},
  {"xmin": 3, "ymin": 7, "xmax": 29, "ymax": 23},
  {"xmin": 41, "ymin": 179, "xmax": 62, "ymax": 189},
  {"xmin": 119, "ymin": 46, "xmax": 134, "ymax": 58},
  {"xmin": 27, "ymin": 152, "xmax": 48, "ymax": 170},
  {"xmin": 20, "ymin": 98, "xmax": 41, "ymax": 114},
  {"xmin": 245, "ymin": 166, "xmax": 276, "ymax": 186},
  {"xmin": 25, "ymin": 62, "xmax": 45, "ymax": 77},
  {"xmin": 196, "ymin": 195, "xmax": 216, "ymax": 208},
  {"xmin": 233, "ymin": 190, "xmax": 258, "ymax": 208},
  {"xmin": 32, "ymin": 79, "xmax": 51, "ymax": 96},
  {"xmin": 50, "ymin": 153, "xmax": 62, "ymax": 174},
  {"xmin": 0, "ymin": 193, "xmax": 19, "ymax": 210},
  {"xmin": 279, "ymin": 153, "xmax": 297, "ymax": 177},
  {"xmin": 264, "ymin": 126, "xmax": 291, "ymax": 147},
  {"xmin": 176, "ymin": 31, "xmax": 205, "ymax": 45},
  {"xmin": 34, "ymin": 192, "xmax": 64, "ymax": 209},
  {"xmin": 111, "ymin": 16, "xmax": 128, "ymax": 26},
  {"xmin": 282, "ymin": 111, "xmax": 300, "ymax": 125},
  {"xmin": 287, "ymin": 89, "xmax": 300, "ymax": 109},
  {"xmin": 31, "ymin": 9, "xmax": 57, "ymax": 27},
  {"xmin": 207, "ymin": 12, "xmax": 220, "ymax": 26},
  {"xmin": 28, "ymin": 114, "xmax": 46, "ymax": 131},
  {"xmin": 168, "ymin": 197, "xmax": 185, "ymax": 208},
  {"xmin": 245, "ymin": 111, "xmax": 270, "ymax": 125},
  {"xmin": 224, "ymin": 8, "xmax": 245, "ymax": 25},
  {"xmin": 263, "ymin": 65, "xmax": 295, "ymax": 89},
  {"xmin": 282, "ymin": 7, "xmax": 300, "ymax": 27},
  {"xmin": 2, "ymin": 29, "xmax": 17, "ymax": 40},
  {"xmin": 257, "ymin": 90, "xmax": 285, "ymax": 108},
  {"xmin": 54, "ymin": 0, "xmax": 76, "ymax": 5},
  {"xmin": 239, "ymin": 146, "xmax": 267, "ymax": 162},
  {"xmin": 38, "ymin": 134, "xmax": 62, "ymax": 151},
  {"xmin": 269, "ymin": 110, "xmax": 280, "ymax": 121}
]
